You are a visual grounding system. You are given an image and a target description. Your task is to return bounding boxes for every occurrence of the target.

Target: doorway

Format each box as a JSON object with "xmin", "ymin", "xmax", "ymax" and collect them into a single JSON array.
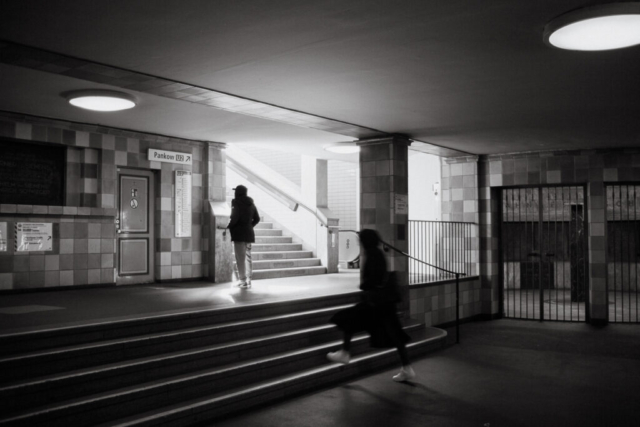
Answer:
[
  {"xmin": 501, "ymin": 186, "xmax": 588, "ymax": 322},
  {"xmin": 116, "ymin": 168, "xmax": 155, "ymax": 285}
]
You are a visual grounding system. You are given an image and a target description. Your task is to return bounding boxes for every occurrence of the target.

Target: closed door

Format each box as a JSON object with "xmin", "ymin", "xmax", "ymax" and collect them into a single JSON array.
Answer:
[{"xmin": 116, "ymin": 168, "xmax": 155, "ymax": 285}]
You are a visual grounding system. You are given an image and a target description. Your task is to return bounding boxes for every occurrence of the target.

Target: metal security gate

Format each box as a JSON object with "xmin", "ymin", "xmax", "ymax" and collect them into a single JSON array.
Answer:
[
  {"xmin": 606, "ymin": 184, "xmax": 640, "ymax": 323},
  {"xmin": 501, "ymin": 186, "xmax": 588, "ymax": 322}
]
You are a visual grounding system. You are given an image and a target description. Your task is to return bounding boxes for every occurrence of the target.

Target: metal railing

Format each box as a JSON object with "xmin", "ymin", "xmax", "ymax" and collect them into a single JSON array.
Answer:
[
  {"xmin": 340, "ymin": 229, "xmax": 466, "ymax": 343},
  {"xmin": 408, "ymin": 220, "xmax": 477, "ymax": 284}
]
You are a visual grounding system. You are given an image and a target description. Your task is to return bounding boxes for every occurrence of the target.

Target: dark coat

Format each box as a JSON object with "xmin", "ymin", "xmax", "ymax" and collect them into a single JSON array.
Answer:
[
  {"xmin": 330, "ymin": 242, "xmax": 410, "ymax": 349},
  {"xmin": 228, "ymin": 195, "xmax": 260, "ymax": 243}
]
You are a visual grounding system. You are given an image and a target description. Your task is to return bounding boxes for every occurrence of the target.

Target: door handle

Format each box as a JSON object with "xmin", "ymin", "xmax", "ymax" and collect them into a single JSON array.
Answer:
[{"xmin": 528, "ymin": 252, "xmax": 540, "ymax": 257}]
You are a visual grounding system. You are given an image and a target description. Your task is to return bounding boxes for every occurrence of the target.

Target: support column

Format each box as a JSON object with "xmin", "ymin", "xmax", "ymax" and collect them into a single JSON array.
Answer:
[
  {"xmin": 358, "ymin": 135, "xmax": 411, "ymax": 315},
  {"xmin": 204, "ymin": 142, "xmax": 234, "ymax": 282},
  {"xmin": 301, "ymin": 156, "xmax": 340, "ymax": 273}
]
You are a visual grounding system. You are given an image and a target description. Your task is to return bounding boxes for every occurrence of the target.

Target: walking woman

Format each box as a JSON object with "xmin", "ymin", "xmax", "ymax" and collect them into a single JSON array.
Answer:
[{"xmin": 327, "ymin": 229, "xmax": 415, "ymax": 382}]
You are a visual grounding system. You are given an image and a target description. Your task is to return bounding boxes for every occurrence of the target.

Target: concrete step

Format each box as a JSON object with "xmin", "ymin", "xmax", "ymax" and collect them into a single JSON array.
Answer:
[
  {"xmin": 98, "ymin": 326, "xmax": 445, "ymax": 427},
  {"xmin": 254, "ymin": 229, "xmax": 282, "ymax": 237},
  {"xmin": 0, "ymin": 306, "xmax": 356, "ymax": 415},
  {"xmin": 254, "ymin": 222, "xmax": 273, "ymax": 230},
  {"xmin": 251, "ymin": 258, "xmax": 321, "ymax": 270},
  {"xmin": 2, "ymin": 324, "xmax": 438, "ymax": 427},
  {"xmin": 252, "ymin": 251, "xmax": 313, "ymax": 260},
  {"xmin": 0, "ymin": 292, "xmax": 360, "ymax": 358},
  {"xmin": 252, "ymin": 266, "xmax": 327, "ymax": 280},
  {"xmin": 254, "ymin": 236, "xmax": 292, "ymax": 244},
  {"xmin": 251, "ymin": 243, "xmax": 302, "ymax": 252},
  {"xmin": 0, "ymin": 303, "xmax": 354, "ymax": 385}
]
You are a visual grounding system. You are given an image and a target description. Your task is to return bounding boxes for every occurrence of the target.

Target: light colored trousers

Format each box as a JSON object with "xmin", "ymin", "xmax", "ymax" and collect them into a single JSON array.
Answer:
[{"xmin": 233, "ymin": 242, "xmax": 253, "ymax": 282}]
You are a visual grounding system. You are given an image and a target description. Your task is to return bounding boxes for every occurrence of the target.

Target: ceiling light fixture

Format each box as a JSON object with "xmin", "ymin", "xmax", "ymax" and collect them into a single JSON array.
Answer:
[
  {"xmin": 544, "ymin": 3, "xmax": 640, "ymax": 51},
  {"xmin": 65, "ymin": 90, "xmax": 137, "ymax": 111},
  {"xmin": 323, "ymin": 142, "xmax": 360, "ymax": 154}
]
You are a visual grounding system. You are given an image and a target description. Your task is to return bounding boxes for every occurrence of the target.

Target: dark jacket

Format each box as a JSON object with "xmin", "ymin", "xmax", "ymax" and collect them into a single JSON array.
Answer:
[
  {"xmin": 227, "ymin": 195, "xmax": 260, "ymax": 243},
  {"xmin": 228, "ymin": 195, "xmax": 260, "ymax": 243}
]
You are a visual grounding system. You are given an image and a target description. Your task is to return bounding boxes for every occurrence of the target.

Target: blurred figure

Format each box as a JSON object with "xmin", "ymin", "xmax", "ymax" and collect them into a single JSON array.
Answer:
[
  {"xmin": 227, "ymin": 185, "xmax": 260, "ymax": 288},
  {"xmin": 327, "ymin": 229, "xmax": 415, "ymax": 382}
]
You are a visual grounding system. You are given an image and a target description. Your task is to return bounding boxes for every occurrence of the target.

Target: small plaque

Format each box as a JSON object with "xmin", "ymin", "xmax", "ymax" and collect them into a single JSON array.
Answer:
[
  {"xmin": 0, "ymin": 222, "xmax": 7, "ymax": 252},
  {"xmin": 15, "ymin": 223, "xmax": 53, "ymax": 252},
  {"xmin": 395, "ymin": 194, "xmax": 408, "ymax": 215}
]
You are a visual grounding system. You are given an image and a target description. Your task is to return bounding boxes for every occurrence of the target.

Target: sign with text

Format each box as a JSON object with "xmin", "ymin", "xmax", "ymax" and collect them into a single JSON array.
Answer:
[
  {"xmin": 175, "ymin": 171, "xmax": 192, "ymax": 237},
  {"xmin": 0, "ymin": 222, "xmax": 7, "ymax": 252},
  {"xmin": 148, "ymin": 149, "xmax": 192, "ymax": 166},
  {"xmin": 394, "ymin": 194, "xmax": 408, "ymax": 215},
  {"xmin": 15, "ymin": 223, "xmax": 53, "ymax": 252}
]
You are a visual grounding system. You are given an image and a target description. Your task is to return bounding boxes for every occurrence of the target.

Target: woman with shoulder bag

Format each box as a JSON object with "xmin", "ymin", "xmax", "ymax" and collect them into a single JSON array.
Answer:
[{"xmin": 327, "ymin": 229, "xmax": 415, "ymax": 382}]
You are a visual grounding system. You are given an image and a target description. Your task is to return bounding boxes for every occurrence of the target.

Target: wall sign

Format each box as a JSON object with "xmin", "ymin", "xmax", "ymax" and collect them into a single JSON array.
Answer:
[
  {"xmin": 15, "ymin": 223, "xmax": 53, "ymax": 252},
  {"xmin": 148, "ymin": 148, "xmax": 192, "ymax": 165},
  {"xmin": 395, "ymin": 194, "xmax": 408, "ymax": 215},
  {"xmin": 175, "ymin": 171, "xmax": 192, "ymax": 237},
  {"xmin": 0, "ymin": 222, "xmax": 7, "ymax": 252}
]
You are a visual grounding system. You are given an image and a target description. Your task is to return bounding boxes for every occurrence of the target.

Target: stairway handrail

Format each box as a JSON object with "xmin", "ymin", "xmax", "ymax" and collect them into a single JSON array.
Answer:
[
  {"xmin": 338, "ymin": 229, "xmax": 466, "ymax": 277},
  {"xmin": 226, "ymin": 155, "xmax": 331, "ymax": 228},
  {"xmin": 339, "ymin": 228, "xmax": 465, "ymax": 344}
]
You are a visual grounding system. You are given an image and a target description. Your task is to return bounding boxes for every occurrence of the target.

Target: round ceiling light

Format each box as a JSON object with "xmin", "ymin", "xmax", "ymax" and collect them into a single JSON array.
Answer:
[
  {"xmin": 65, "ymin": 90, "xmax": 137, "ymax": 111},
  {"xmin": 544, "ymin": 3, "xmax": 640, "ymax": 51},
  {"xmin": 323, "ymin": 143, "xmax": 360, "ymax": 154}
]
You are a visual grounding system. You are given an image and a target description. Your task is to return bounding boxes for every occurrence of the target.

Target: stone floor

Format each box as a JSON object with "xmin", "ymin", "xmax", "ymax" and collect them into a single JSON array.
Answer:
[{"xmin": 210, "ymin": 319, "xmax": 640, "ymax": 427}]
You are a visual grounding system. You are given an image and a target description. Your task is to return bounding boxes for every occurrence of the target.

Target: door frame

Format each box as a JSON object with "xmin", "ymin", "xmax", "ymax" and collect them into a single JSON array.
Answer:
[{"xmin": 116, "ymin": 167, "xmax": 156, "ymax": 285}]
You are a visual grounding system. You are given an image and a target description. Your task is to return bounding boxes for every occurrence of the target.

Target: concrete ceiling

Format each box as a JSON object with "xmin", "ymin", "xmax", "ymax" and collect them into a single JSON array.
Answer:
[{"xmin": 1, "ymin": 0, "xmax": 639, "ymax": 160}]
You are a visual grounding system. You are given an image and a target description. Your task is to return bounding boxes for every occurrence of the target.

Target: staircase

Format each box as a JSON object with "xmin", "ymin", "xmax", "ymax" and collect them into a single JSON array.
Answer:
[
  {"xmin": 0, "ymin": 293, "xmax": 447, "ymax": 426},
  {"xmin": 250, "ymin": 221, "xmax": 326, "ymax": 280}
]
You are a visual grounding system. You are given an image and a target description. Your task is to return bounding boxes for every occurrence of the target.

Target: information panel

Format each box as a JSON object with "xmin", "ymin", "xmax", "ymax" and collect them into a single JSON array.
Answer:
[
  {"xmin": 15, "ymin": 223, "xmax": 53, "ymax": 252},
  {"xmin": 0, "ymin": 222, "xmax": 7, "ymax": 252},
  {"xmin": 175, "ymin": 171, "xmax": 192, "ymax": 237}
]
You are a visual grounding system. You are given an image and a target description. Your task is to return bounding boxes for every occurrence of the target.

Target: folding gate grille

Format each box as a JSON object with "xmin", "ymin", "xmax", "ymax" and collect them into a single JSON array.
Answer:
[
  {"xmin": 606, "ymin": 184, "xmax": 640, "ymax": 323},
  {"xmin": 501, "ymin": 186, "xmax": 588, "ymax": 322}
]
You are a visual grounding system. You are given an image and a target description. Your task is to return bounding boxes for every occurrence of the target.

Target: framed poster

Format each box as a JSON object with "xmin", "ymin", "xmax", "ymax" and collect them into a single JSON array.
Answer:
[
  {"xmin": 175, "ymin": 170, "xmax": 192, "ymax": 237},
  {"xmin": 15, "ymin": 223, "xmax": 53, "ymax": 252}
]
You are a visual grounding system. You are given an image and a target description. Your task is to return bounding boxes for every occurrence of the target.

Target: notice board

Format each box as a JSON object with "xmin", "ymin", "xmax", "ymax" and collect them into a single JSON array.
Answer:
[
  {"xmin": 0, "ymin": 139, "xmax": 66, "ymax": 206},
  {"xmin": 175, "ymin": 170, "xmax": 192, "ymax": 237}
]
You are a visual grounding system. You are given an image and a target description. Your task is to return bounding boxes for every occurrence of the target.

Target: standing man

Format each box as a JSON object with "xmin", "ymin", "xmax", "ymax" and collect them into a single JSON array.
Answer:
[{"xmin": 227, "ymin": 185, "xmax": 260, "ymax": 288}]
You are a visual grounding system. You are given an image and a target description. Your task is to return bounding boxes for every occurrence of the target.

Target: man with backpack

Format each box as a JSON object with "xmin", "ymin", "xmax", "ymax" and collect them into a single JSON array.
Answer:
[{"xmin": 227, "ymin": 185, "xmax": 261, "ymax": 288}]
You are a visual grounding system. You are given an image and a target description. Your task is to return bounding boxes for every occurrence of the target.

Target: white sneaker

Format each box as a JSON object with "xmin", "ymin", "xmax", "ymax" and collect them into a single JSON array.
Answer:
[
  {"xmin": 392, "ymin": 366, "xmax": 416, "ymax": 382},
  {"xmin": 326, "ymin": 349, "xmax": 350, "ymax": 364},
  {"xmin": 238, "ymin": 281, "xmax": 249, "ymax": 288}
]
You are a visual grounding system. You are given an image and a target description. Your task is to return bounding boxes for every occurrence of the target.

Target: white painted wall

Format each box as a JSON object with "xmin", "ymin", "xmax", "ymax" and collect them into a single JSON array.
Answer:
[{"xmin": 408, "ymin": 152, "xmax": 441, "ymax": 221}]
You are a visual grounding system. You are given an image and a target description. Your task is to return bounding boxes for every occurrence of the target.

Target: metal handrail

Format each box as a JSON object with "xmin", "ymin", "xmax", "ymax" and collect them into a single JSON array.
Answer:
[
  {"xmin": 226, "ymin": 156, "xmax": 332, "ymax": 229},
  {"xmin": 341, "ymin": 228, "xmax": 465, "ymax": 343}
]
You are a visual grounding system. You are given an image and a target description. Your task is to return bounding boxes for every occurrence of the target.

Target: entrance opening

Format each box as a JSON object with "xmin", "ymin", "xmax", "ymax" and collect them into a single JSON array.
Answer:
[{"xmin": 501, "ymin": 186, "xmax": 588, "ymax": 322}]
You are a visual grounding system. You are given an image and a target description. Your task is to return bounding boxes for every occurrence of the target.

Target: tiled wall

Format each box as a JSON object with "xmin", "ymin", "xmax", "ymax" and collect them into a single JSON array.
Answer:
[
  {"xmin": 0, "ymin": 112, "xmax": 225, "ymax": 290},
  {"xmin": 442, "ymin": 148, "xmax": 640, "ymax": 323},
  {"xmin": 409, "ymin": 278, "xmax": 482, "ymax": 327},
  {"xmin": 328, "ymin": 160, "xmax": 358, "ymax": 231}
]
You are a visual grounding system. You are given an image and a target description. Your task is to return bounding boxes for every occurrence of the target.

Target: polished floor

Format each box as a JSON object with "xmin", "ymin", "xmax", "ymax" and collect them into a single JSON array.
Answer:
[
  {"xmin": 210, "ymin": 319, "xmax": 640, "ymax": 427},
  {"xmin": 503, "ymin": 290, "xmax": 640, "ymax": 323},
  {"xmin": 0, "ymin": 270, "xmax": 360, "ymax": 335}
]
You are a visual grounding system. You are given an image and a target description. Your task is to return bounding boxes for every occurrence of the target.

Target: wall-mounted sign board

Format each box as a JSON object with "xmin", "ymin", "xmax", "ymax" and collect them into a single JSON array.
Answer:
[
  {"xmin": 148, "ymin": 149, "xmax": 192, "ymax": 166},
  {"xmin": 0, "ymin": 138, "xmax": 65, "ymax": 206},
  {"xmin": 0, "ymin": 222, "xmax": 7, "ymax": 252},
  {"xmin": 394, "ymin": 194, "xmax": 408, "ymax": 215},
  {"xmin": 175, "ymin": 171, "xmax": 192, "ymax": 237},
  {"xmin": 15, "ymin": 223, "xmax": 52, "ymax": 252}
]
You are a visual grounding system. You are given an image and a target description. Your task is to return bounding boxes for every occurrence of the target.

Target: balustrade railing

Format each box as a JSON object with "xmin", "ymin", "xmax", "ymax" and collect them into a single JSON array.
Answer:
[{"xmin": 408, "ymin": 220, "xmax": 477, "ymax": 284}]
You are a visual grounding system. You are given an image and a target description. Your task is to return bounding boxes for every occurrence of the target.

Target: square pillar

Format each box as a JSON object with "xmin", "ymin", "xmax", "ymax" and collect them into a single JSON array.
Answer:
[{"xmin": 358, "ymin": 136, "xmax": 411, "ymax": 314}]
